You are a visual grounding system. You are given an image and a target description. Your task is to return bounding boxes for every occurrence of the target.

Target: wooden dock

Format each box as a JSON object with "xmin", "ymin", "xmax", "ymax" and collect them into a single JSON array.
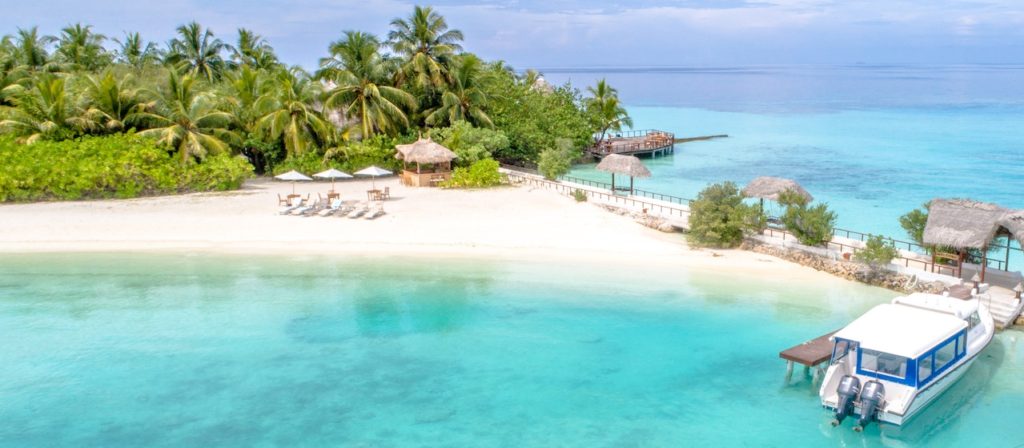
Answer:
[
  {"xmin": 780, "ymin": 330, "xmax": 838, "ymax": 383},
  {"xmin": 586, "ymin": 129, "xmax": 675, "ymax": 158}
]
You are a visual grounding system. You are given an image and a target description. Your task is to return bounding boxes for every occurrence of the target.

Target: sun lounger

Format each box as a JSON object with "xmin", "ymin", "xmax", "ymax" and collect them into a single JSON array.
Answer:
[
  {"xmin": 291, "ymin": 198, "xmax": 318, "ymax": 216},
  {"xmin": 335, "ymin": 201, "xmax": 355, "ymax": 217},
  {"xmin": 364, "ymin": 204, "xmax": 386, "ymax": 220},
  {"xmin": 318, "ymin": 199, "xmax": 343, "ymax": 217},
  {"xmin": 278, "ymin": 198, "xmax": 305, "ymax": 215},
  {"xmin": 348, "ymin": 202, "xmax": 369, "ymax": 219}
]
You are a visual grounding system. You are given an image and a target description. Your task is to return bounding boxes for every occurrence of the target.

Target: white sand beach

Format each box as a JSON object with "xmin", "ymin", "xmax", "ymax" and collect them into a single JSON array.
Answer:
[{"xmin": 0, "ymin": 178, "xmax": 841, "ymax": 282}]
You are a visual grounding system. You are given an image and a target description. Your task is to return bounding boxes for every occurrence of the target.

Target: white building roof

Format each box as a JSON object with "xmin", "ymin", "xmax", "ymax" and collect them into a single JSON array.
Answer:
[{"xmin": 833, "ymin": 301, "xmax": 967, "ymax": 359}]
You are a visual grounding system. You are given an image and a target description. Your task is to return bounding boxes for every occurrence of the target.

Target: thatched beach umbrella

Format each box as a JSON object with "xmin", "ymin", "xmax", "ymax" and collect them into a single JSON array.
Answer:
[
  {"xmin": 274, "ymin": 170, "xmax": 312, "ymax": 195},
  {"xmin": 313, "ymin": 168, "xmax": 353, "ymax": 191},
  {"xmin": 395, "ymin": 137, "xmax": 457, "ymax": 173},
  {"xmin": 922, "ymin": 199, "xmax": 1024, "ymax": 281},
  {"xmin": 743, "ymin": 176, "xmax": 814, "ymax": 217},
  {"xmin": 595, "ymin": 154, "xmax": 651, "ymax": 194}
]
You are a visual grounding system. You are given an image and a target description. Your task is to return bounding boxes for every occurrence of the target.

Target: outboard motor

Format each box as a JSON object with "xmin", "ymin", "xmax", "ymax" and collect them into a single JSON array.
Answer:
[
  {"xmin": 853, "ymin": 380, "xmax": 885, "ymax": 432},
  {"xmin": 831, "ymin": 375, "xmax": 861, "ymax": 426}
]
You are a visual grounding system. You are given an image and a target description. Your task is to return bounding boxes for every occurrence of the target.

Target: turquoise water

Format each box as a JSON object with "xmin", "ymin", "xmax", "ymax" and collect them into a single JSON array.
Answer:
[
  {"xmin": 2, "ymin": 253, "xmax": 1023, "ymax": 447},
  {"xmin": 551, "ymin": 66, "xmax": 1024, "ymax": 265}
]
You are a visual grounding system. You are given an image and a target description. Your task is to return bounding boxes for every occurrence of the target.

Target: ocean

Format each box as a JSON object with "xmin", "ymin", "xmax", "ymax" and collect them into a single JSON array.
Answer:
[
  {"xmin": 2, "ymin": 253, "xmax": 1022, "ymax": 447},
  {"xmin": 548, "ymin": 65, "xmax": 1024, "ymax": 265}
]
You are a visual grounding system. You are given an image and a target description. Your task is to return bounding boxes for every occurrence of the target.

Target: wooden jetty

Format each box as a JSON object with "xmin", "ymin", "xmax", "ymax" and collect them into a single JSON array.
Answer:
[
  {"xmin": 586, "ymin": 129, "xmax": 675, "ymax": 158},
  {"xmin": 780, "ymin": 330, "xmax": 838, "ymax": 384}
]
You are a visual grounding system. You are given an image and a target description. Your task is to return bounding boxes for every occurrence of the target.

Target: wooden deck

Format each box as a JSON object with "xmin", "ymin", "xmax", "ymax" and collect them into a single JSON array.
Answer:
[
  {"xmin": 586, "ymin": 129, "xmax": 675, "ymax": 158},
  {"xmin": 780, "ymin": 330, "xmax": 838, "ymax": 367}
]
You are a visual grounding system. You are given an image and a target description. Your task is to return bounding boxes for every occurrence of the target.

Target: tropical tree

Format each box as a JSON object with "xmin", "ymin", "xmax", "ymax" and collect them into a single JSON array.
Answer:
[
  {"xmin": 223, "ymin": 64, "xmax": 269, "ymax": 133},
  {"xmin": 1, "ymin": 39, "xmax": 29, "ymax": 108},
  {"xmin": 586, "ymin": 79, "xmax": 632, "ymax": 143},
  {"xmin": 321, "ymin": 31, "xmax": 414, "ymax": 138},
  {"xmin": 232, "ymin": 28, "xmax": 278, "ymax": 70},
  {"xmin": 426, "ymin": 54, "xmax": 492, "ymax": 128},
  {"xmin": 255, "ymin": 68, "xmax": 332, "ymax": 156},
  {"xmin": 55, "ymin": 23, "xmax": 110, "ymax": 70},
  {"xmin": 12, "ymin": 27, "xmax": 56, "ymax": 70},
  {"xmin": 388, "ymin": 6, "xmax": 464, "ymax": 91},
  {"xmin": 133, "ymin": 71, "xmax": 240, "ymax": 162},
  {"xmin": 114, "ymin": 32, "xmax": 161, "ymax": 69},
  {"xmin": 81, "ymin": 70, "xmax": 148, "ymax": 132},
  {"xmin": 165, "ymin": 22, "xmax": 231, "ymax": 81},
  {"xmin": 0, "ymin": 73, "xmax": 92, "ymax": 142}
]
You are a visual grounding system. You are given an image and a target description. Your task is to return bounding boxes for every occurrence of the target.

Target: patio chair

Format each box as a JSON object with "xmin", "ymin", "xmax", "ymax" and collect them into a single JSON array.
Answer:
[
  {"xmin": 277, "ymin": 194, "xmax": 290, "ymax": 206},
  {"xmin": 382, "ymin": 187, "xmax": 391, "ymax": 200}
]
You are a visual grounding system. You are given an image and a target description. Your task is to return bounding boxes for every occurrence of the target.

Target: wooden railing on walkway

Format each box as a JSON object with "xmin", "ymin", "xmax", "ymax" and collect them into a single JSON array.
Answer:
[{"xmin": 503, "ymin": 170, "xmax": 690, "ymax": 219}]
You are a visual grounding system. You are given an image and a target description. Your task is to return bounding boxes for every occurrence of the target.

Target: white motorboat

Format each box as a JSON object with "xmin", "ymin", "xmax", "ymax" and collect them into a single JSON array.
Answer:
[{"xmin": 819, "ymin": 292, "xmax": 994, "ymax": 431}]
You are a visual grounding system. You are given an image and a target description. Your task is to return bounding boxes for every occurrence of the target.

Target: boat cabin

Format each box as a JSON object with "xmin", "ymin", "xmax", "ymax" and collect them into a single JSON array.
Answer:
[{"xmin": 829, "ymin": 294, "xmax": 979, "ymax": 388}]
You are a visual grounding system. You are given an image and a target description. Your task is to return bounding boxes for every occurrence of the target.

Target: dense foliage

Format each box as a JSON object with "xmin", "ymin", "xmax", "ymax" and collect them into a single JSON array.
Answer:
[
  {"xmin": 855, "ymin": 235, "xmax": 900, "ymax": 268},
  {"xmin": 537, "ymin": 139, "xmax": 576, "ymax": 180},
  {"xmin": 687, "ymin": 182, "xmax": 760, "ymax": 248},
  {"xmin": 0, "ymin": 6, "xmax": 620, "ymax": 201},
  {"xmin": 442, "ymin": 158, "xmax": 503, "ymax": 188},
  {"xmin": 899, "ymin": 202, "xmax": 930, "ymax": 246},
  {"xmin": 778, "ymin": 189, "xmax": 837, "ymax": 246},
  {"xmin": 0, "ymin": 133, "xmax": 251, "ymax": 201}
]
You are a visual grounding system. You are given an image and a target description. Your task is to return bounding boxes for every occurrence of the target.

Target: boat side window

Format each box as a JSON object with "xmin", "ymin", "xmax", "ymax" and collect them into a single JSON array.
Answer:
[
  {"xmin": 934, "ymin": 338, "xmax": 957, "ymax": 372},
  {"xmin": 831, "ymin": 340, "xmax": 856, "ymax": 365},
  {"xmin": 957, "ymin": 333, "xmax": 966, "ymax": 356},
  {"xmin": 860, "ymin": 349, "xmax": 908, "ymax": 379},
  {"xmin": 918, "ymin": 354, "xmax": 934, "ymax": 383}
]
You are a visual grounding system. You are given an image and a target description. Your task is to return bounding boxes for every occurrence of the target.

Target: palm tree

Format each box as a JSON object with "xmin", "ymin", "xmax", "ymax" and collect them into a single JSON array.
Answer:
[
  {"xmin": 55, "ymin": 23, "xmax": 109, "ymax": 71},
  {"xmin": 586, "ymin": 79, "xmax": 632, "ymax": 143},
  {"xmin": 254, "ymin": 68, "xmax": 332, "ymax": 156},
  {"xmin": 13, "ymin": 27, "xmax": 56, "ymax": 70},
  {"xmin": 132, "ymin": 71, "xmax": 240, "ymax": 162},
  {"xmin": 0, "ymin": 73, "xmax": 92, "ymax": 143},
  {"xmin": 426, "ymin": 54, "xmax": 492, "ymax": 128},
  {"xmin": 223, "ymin": 64, "xmax": 269, "ymax": 133},
  {"xmin": 321, "ymin": 31, "xmax": 414, "ymax": 138},
  {"xmin": 388, "ymin": 6, "xmax": 463, "ymax": 91},
  {"xmin": 114, "ymin": 32, "xmax": 161, "ymax": 69},
  {"xmin": 81, "ymin": 70, "xmax": 148, "ymax": 132},
  {"xmin": 165, "ymin": 22, "xmax": 231, "ymax": 82},
  {"xmin": 1, "ymin": 38, "xmax": 29, "ymax": 108},
  {"xmin": 232, "ymin": 28, "xmax": 279, "ymax": 70}
]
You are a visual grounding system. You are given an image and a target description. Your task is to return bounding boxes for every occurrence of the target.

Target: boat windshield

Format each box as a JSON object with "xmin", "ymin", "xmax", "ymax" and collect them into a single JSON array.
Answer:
[
  {"xmin": 831, "ymin": 339, "xmax": 858, "ymax": 365},
  {"xmin": 859, "ymin": 349, "xmax": 908, "ymax": 379}
]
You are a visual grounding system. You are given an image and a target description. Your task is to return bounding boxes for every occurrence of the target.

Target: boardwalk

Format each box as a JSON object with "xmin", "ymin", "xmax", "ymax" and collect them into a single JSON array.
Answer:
[{"xmin": 587, "ymin": 129, "xmax": 675, "ymax": 158}]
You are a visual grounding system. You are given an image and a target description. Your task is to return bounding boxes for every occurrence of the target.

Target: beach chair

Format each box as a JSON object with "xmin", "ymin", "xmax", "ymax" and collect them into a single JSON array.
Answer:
[
  {"xmin": 348, "ymin": 202, "xmax": 369, "ymax": 219},
  {"xmin": 382, "ymin": 187, "xmax": 391, "ymax": 200},
  {"xmin": 277, "ymin": 194, "xmax": 290, "ymax": 206},
  {"xmin": 335, "ymin": 201, "xmax": 355, "ymax": 217},
  {"xmin": 318, "ymin": 199, "xmax": 344, "ymax": 217},
  {"xmin": 291, "ymin": 198, "xmax": 318, "ymax": 216},
  {"xmin": 278, "ymin": 198, "xmax": 305, "ymax": 215},
  {"xmin": 364, "ymin": 203, "xmax": 386, "ymax": 220}
]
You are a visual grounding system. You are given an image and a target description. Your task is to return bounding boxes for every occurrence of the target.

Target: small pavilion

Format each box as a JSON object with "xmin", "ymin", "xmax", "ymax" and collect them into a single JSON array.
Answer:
[
  {"xmin": 922, "ymin": 199, "xmax": 1024, "ymax": 282},
  {"xmin": 595, "ymin": 154, "xmax": 651, "ymax": 195},
  {"xmin": 742, "ymin": 176, "xmax": 813, "ymax": 218},
  {"xmin": 395, "ymin": 137, "xmax": 457, "ymax": 187}
]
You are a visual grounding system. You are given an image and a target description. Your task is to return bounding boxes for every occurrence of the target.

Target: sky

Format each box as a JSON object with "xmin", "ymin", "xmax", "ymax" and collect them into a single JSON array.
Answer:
[{"xmin": 3, "ymin": 0, "xmax": 1024, "ymax": 70}]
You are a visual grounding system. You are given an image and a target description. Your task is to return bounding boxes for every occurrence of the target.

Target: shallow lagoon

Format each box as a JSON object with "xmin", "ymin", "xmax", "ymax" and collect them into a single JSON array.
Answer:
[{"xmin": 1, "ymin": 253, "xmax": 1022, "ymax": 447}]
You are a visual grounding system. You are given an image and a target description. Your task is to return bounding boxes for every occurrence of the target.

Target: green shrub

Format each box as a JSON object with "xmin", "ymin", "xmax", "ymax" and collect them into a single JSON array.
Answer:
[
  {"xmin": 855, "ymin": 235, "xmax": 900, "ymax": 267},
  {"xmin": 779, "ymin": 189, "xmax": 837, "ymax": 246},
  {"xmin": 573, "ymin": 189, "xmax": 588, "ymax": 202},
  {"xmin": 429, "ymin": 121, "xmax": 510, "ymax": 167},
  {"xmin": 899, "ymin": 202, "xmax": 930, "ymax": 246},
  {"xmin": 442, "ymin": 158, "xmax": 504, "ymax": 188},
  {"xmin": 0, "ymin": 133, "xmax": 252, "ymax": 202},
  {"xmin": 687, "ymin": 182, "xmax": 760, "ymax": 248},
  {"xmin": 537, "ymin": 139, "xmax": 576, "ymax": 180}
]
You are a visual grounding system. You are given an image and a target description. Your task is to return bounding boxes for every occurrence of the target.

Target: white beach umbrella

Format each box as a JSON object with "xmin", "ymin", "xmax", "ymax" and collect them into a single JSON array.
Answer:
[
  {"xmin": 274, "ymin": 170, "xmax": 313, "ymax": 195},
  {"xmin": 355, "ymin": 166, "xmax": 392, "ymax": 190},
  {"xmin": 313, "ymin": 168, "xmax": 353, "ymax": 191}
]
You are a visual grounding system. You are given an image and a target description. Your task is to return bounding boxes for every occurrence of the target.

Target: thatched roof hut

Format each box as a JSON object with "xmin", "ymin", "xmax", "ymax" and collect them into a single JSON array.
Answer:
[
  {"xmin": 395, "ymin": 137, "xmax": 457, "ymax": 165},
  {"xmin": 742, "ymin": 177, "xmax": 813, "ymax": 202},
  {"xmin": 922, "ymin": 199, "xmax": 1024, "ymax": 249},
  {"xmin": 531, "ymin": 76, "xmax": 554, "ymax": 94},
  {"xmin": 596, "ymin": 154, "xmax": 651, "ymax": 178}
]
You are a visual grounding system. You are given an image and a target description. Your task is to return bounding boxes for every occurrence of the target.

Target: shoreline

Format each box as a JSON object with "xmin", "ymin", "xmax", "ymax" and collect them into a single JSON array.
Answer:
[{"xmin": 0, "ymin": 177, "xmax": 873, "ymax": 287}]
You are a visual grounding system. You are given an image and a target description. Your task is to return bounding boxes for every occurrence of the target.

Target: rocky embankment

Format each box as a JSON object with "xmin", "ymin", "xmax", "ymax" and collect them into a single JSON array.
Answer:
[{"xmin": 740, "ymin": 240, "xmax": 947, "ymax": 294}]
